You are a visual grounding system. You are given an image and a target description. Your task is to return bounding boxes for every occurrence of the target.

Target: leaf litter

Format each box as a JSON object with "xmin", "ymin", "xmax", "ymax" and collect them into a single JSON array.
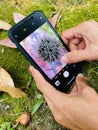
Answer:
[
  {"xmin": 0, "ymin": 67, "xmax": 27, "ymax": 98},
  {"xmin": 0, "ymin": 11, "xmax": 59, "ymax": 108},
  {"xmin": 15, "ymin": 111, "xmax": 30, "ymax": 126},
  {"xmin": 0, "ymin": 20, "xmax": 12, "ymax": 30},
  {"xmin": 0, "ymin": 11, "xmax": 60, "ymax": 48}
]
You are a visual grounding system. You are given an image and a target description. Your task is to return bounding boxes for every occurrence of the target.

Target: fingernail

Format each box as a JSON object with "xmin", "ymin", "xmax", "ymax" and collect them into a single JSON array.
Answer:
[
  {"xmin": 77, "ymin": 73, "xmax": 84, "ymax": 78},
  {"xmin": 61, "ymin": 55, "xmax": 69, "ymax": 64}
]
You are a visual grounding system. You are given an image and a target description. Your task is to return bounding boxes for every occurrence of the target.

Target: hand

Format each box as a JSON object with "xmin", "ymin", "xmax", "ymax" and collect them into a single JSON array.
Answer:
[
  {"xmin": 62, "ymin": 20, "xmax": 98, "ymax": 63},
  {"xmin": 30, "ymin": 66, "xmax": 98, "ymax": 130}
]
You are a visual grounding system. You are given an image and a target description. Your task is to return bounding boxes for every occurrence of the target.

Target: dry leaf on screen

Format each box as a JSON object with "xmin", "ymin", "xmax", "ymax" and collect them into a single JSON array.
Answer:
[
  {"xmin": 16, "ymin": 111, "xmax": 30, "ymax": 126},
  {"xmin": 0, "ymin": 20, "xmax": 12, "ymax": 30},
  {"xmin": 0, "ymin": 67, "xmax": 27, "ymax": 98}
]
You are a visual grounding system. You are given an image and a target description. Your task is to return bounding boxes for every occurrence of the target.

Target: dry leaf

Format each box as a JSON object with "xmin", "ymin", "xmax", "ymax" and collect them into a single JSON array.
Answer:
[
  {"xmin": 16, "ymin": 111, "xmax": 30, "ymax": 126},
  {"xmin": 13, "ymin": 12, "xmax": 59, "ymax": 27},
  {"xmin": 0, "ymin": 67, "xmax": 27, "ymax": 98},
  {"xmin": 49, "ymin": 12, "xmax": 60, "ymax": 27},
  {"xmin": 0, "ymin": 85, "xmax": 27, "ymax": 98},
  {"xmin": 0, "ymin": 12, "xmax": 59, "ymax": 49},
  {"xmin": 0, "ymin": 67, "xmax": 14, "ymax": 88},
  {"xmin": 0, "ymin": 20, "xmax": 12, "ymax": 30},
  {"xmin": 0, "ymin": 38, "xmax": 17, "ymax": 48},
  {"xmin": 13, "ymin": 12, "xmax": 26, "ymax": 23}
]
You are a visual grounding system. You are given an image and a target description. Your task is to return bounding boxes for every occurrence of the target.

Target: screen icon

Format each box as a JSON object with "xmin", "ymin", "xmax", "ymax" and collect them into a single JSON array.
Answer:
[
  {"xmin": 55, "ymin": 80, "xmax": 61, "ymax": 87},
  {"xmin": 63, "ymin": 71, "xmax": 69, "ymax": 78}
]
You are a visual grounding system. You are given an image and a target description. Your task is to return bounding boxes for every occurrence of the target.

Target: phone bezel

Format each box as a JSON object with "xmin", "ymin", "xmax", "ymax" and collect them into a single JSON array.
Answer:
[{"xmin": 8, "ymin": 11, "xmax": 82, "ymax": 93}]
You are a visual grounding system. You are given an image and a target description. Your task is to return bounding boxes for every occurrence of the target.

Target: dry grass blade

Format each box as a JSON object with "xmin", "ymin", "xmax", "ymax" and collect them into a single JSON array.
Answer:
[{"xmin": 0, "ymin": 20, "xmax": 12, "ymax": 30}]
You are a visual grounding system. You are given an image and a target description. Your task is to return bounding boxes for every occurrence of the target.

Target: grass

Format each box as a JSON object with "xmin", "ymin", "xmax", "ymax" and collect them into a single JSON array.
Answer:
[{"xmin": 0, "ymin": 0, "xmax": 98, "ymax": 129}]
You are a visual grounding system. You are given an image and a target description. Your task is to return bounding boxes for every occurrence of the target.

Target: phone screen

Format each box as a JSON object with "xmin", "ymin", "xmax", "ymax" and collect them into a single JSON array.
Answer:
[{"xmin": 20, "ymin": 22, "xmax": 68, "ymax": 79}]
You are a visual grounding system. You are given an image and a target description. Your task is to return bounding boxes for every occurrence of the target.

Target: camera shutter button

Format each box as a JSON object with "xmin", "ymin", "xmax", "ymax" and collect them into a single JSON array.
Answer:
[{"xmin": 63, "ymin": 71, "xmax": 69, "ymax": 78}]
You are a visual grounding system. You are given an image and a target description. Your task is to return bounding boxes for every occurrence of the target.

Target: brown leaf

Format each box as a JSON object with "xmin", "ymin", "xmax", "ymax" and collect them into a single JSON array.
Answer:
[
  {"xmin": 13, "ymin": 12, "xmax": 26, "ymax": 23},
  {"xmin": 0, "ymin": 38, "xmax": 17, "ymax": 48},
  {"xmin": 0, "ymin": 67, "xmax": 14, "ymax": 88},
  {"xmin": 49, "ymin": 12, "xmax": 60, "ymax": 27},
  {"xmin": 0, "ymin": 85, "xmax": 27, "ymax": 98},
  {"xmin": 0, "ymin": 20, "xmax": 12, "ymax": 30},
  {"xmin": 13, "ymin": 12, "xmax": 59, "ymax": 27},
  {"xmin": 0, "ymin": 12, "xmax": 59, "ymax": 49},
  {"xmin": 0, "ymin": 67, "xmax": 27, "ymax": 98},
  {"xmin": 16, "ymin": 111, "xmax": 30, "ymax": 126}
]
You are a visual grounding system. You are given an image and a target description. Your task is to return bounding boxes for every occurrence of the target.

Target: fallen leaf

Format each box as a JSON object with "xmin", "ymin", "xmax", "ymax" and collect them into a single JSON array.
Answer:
[
  {"xmin": 13, "ymin": 12, "xmax": 25, "ymax": 23},
  {"xmin": 13, "ymin": 12, "xmax": 59, "ymax": 27},
  {"xmin": 0, "ymin": 20, "xmax": 12, "ymax": 30},
  {"xmin": 0, "ymin": 38, "xmax": 17, "ymax": 48},
  {"xmin": 0, "ymin": 67, "xmax": 27, "ymax": 98},
  {"xmin": 49, "ymin": 11, "xmax": 60, "ymax": 27},
  {"xmin": 16, "ymin": 111, "xmax": 30, "ymax": 126},
  {"xmin": 0, "ymin": 86, "xmax": 27, "ymax": 98},
  {"xmin": 0, "ymin": 67, "xmax": 14, "ymax": 88},
  {"xmin": 31, "ymin": 97, "xmax": 44, "ymax": 115},
  {"xmin": 0, "ymin": 12, "xmax": 58, "ymax": 49}
]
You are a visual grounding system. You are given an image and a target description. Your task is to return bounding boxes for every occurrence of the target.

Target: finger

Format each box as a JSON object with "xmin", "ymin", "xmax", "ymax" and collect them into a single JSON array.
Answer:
[
  {"xmin": 61, "ymin": 26, "xmax": 82, "ymax": 45},
  {"xmin": 29, "ymin": 66, "xmax": 67, "ymax": 102},
  {"xmin": 69, "ymin": 40, "xmax": 86, "ymax": 51},
  {"xmin": 70, "ymin": 85, "xmax": 78, "ymax": 94},
  {"xmin": 78, "ymin": 40, "xmax": 86, "ymax": 49},
  {"xmin": 44, "ymin": 96, "xmax": 81, "ymax": 130},
  {"xmin": 69, "ymin": 43, "xmax": 79, "ymax": 51},
  {"xmin": 29, "ymin": 66, "xmax": 57, "ymax": 93},
  {"xmin": 69, "ymin": 38, "xmax": 81, "ymax": 45},
  {"xmin": 44, "ymin": 96, "xmax": 65, "ymax": 126},
  {"xmin": 61, "ymin": 35, "xmax": 69, "ymax": 44},
  {"xmin": 68, "ymin": 38, "xmax": 85, "ymax": 51},
  {"xmin": 62, "ymin": 49, "xmax": 87, "ymax": 63},
  {"xmin": 75, "ymin": 73, "xmax": 88, "ymax": 93}
]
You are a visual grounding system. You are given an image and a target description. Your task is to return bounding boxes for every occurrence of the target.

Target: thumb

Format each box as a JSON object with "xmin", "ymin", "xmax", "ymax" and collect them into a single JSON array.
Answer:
[
  {"xmin": 62, "ymin": 50, "xmax": 86, "ymax": 64},
  {"xmin": 29, "ymin": 66, "xmax": 62, "ymax": 98},
  {"xmin": 76, "ymin": 73, "xmax": 88, "ymax": 93}
]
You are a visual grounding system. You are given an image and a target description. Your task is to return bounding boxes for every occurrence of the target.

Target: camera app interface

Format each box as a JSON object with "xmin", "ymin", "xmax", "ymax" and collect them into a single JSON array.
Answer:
[{"xmin": 20, "ymin": 22, "xmax": 68, "ymax": 79}]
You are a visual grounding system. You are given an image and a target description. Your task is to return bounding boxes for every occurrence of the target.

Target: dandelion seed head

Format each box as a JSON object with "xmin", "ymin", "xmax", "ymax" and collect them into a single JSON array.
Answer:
[{"xmin": 38, "ymin": 36, "xmax": 60, "ymax": 62}]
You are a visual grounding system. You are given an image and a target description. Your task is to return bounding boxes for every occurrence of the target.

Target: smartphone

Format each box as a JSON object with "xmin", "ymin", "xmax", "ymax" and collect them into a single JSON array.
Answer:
[{"xmin": 8, "ymin": 11, "xmax": 82, "ymax": 93}]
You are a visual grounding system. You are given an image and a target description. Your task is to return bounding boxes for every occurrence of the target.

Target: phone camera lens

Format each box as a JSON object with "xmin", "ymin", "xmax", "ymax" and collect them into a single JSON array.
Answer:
[
  {"xmin": 32, "ymin": 22, "xmax": 35, "ymax": 25},
  {"xmin": 23, "ymin": 28, "xmax": 27, "ymax": 32},
  {"xmin": 40, "ymin": 17, "xmax": 42, "ymax": 19},
  {"xmin": 31, "ymin": 16, "xmax": 33, "ymax": 19},
  {"xmin": 15, "ymin": 35, "xmax": 18, "ymax": 38}
]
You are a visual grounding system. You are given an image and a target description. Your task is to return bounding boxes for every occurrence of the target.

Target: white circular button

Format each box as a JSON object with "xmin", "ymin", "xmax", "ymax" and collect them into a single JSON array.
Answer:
[{"xmin": 63, "ymin": 71, "xmax": 69, "ymax": 78}]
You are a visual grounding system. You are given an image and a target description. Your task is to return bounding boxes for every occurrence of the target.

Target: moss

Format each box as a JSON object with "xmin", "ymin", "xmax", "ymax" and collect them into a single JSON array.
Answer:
[
  {"xmin": 0, "ymin": 0, "xmax": 98, "ymax": 129},
  {"xmin": 58, "ymin": 2, "xmax": 98, "ymax": 34}
]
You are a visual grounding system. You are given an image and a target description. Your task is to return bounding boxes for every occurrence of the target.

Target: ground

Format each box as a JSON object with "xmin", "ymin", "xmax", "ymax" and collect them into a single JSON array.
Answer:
[{"xmin": 0, "ymin": 0, "xmax": 98, "ymax": 130}]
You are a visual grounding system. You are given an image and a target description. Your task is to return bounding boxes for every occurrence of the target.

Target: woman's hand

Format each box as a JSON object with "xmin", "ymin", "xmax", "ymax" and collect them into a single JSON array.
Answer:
[
  {"xmin": 62, "ymin": 20, "xmax": 98, "ymax": 63},
  {"xmin": 30, "ymin": 66, "xmax": 98, "ymax": 130}
]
